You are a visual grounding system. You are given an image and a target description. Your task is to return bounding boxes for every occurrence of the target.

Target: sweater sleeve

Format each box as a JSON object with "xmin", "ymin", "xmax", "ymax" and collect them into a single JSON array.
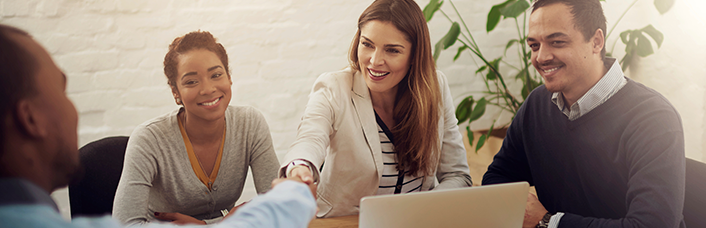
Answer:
[
  {"xmin": 245, "ymin": 107, "xmax": 280, "ymax": 194},
  {"xmin": 559, "ymin": 107, "xmax": 685, "ymax": 228},
  {"xmin": 112, "ymin": 125, "xmax": 160, "ymax": 225},
  {"xmin": 434, "ymin": 71, "xmax": 473, "ymax": 189},
  {"xmin": 482, "ymin": 98, "xmax": 533, "ymax": 186}
]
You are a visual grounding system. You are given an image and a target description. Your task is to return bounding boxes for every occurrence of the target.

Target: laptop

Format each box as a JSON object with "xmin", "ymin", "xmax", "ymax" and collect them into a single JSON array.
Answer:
[{"xmin": 359, "ymin": 181, "xmax": 529, "ymax": 228}]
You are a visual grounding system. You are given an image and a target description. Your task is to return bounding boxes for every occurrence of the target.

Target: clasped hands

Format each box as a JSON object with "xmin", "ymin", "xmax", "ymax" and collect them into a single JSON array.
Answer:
[{"xmin": 154, "ymin": 174, "xmax": 318, "ymax": 225}]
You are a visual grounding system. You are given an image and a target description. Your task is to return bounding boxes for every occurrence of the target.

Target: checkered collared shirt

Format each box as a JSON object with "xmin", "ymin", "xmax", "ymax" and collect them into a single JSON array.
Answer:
[{"xmin": 551, "ymin": 58, "xmax": 627, "ymax": 121}]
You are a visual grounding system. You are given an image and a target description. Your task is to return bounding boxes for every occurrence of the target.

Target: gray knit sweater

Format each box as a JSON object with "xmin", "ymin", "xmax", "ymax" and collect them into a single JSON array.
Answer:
[{"xmin": 112, "ymin": 106, "xmax": 279, "ymax": 225}]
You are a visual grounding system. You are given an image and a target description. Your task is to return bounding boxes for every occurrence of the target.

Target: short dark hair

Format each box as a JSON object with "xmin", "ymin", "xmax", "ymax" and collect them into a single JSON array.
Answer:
[
  {"xmin": 163, "ymin": 31, "xmax": 230, "ymax": 88},
  {"xmin": 532, "ymin": 0, "xmax": 607, "ymax": 57},
  {"xmin": 0, "ymin": 24, "xmax": 37, "ymax": 156}
]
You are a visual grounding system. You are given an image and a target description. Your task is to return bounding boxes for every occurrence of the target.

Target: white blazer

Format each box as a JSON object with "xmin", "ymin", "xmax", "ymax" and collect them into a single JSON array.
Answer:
[{"xmin": 280, "ymin": 67, "xmax": 472, "ymax": 218}]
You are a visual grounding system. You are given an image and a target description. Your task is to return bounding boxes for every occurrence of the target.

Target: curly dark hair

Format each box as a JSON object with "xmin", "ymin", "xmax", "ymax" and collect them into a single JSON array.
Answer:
[{"xmin": 163, "ymin": 31, "xmax": 230, "ymax": 88}]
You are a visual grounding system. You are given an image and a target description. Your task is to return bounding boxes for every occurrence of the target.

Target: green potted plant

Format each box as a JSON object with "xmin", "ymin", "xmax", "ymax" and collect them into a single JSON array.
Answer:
[{"xmin": 424, "ymin": 0, "xmax": 674, "ymax": 152}]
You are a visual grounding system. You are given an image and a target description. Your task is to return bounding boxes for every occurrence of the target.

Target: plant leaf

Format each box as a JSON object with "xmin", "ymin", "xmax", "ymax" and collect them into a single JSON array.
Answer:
[
  {"xmin": 486, "ymin": 58, "xmax": 501, "ymax": 80},
  {"xmin": 466, "ymin": 126, "xmax": 474, "ymax": 147},
  {"xmin": 620, "ymin": 49, "xmax": 634, "ymax": 71},
  {"xmin": 487, "ymin": 0, "xmax": 512, "ymax": 32},
  {"xmin": 475, "ymin": 134, "xmax": 487, "ymax": 152},
  {"xmin": 640, "ymin": 24, "xmax": 664, "ymax": 48},
  {"xmin": 500, "ymin": 0, "xmax": 530, "ymax": 19},
  {"xmin": 432, "ymin": 22, "xmax": 460, "ymax": 61},
  {"xmin": 654, "ymin": 0, "xmax": 675, "ymax": 15},
  {"xmin": 514, "ymin": 66, "xmax": 528, "ymax": 80},
  {"xmin": 443, "ymin": 22, "xmax": 461, "ymax": 49},
  {"xmin": 504, "ymin": 39, "xmax": 519, "ymax": 56},
  {"xmin": 454, "ymin": 45, "xmax": 468, "ymax": 61},
  {"xmin": 475, "ymin": 65, "xmax": 488, "ymax": 74},
  {"xmin": 423, "ymin": 0, "xmax": 443, "ymax": 22},
  {"xmin": 521, "ymin": 80, "xmax": 531, "ymax": 100},
  {"xmin": 619, "ymin": 30, "xmax": 633, "ymax": 44},
  {"xmin": 469, "ymin": 97, "xmax": 487, "ymax": 122},
  {"xmin": 635, "ymin": 33, "xmax": 654, "ymax": 57},
  {"xmin": 455, "ymin": 96, "xmax": 474, "ymax": 123},
  {"xmin": 487, "ymin": 121, "xmax": 495, "ymax": 140},
  {"xmin": 433, "ymin": 39, "xmax": 444, "ymax": 61}
]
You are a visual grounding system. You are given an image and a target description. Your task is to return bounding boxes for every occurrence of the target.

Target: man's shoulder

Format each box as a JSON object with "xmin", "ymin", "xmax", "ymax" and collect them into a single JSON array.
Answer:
[
  {"xmin": 619, "ymin": 79, "xmax": 680, "ymax": 114},
  {"xmin": 517, "ymin": 84, "xmax": 554, "ymax": 114}
]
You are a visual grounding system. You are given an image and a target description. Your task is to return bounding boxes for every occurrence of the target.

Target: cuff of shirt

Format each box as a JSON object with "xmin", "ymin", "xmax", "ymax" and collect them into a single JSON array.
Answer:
[
  {"xmin": 286, "ymin": 160, "xmax": 310, "ymax": 176},
  {"xmin": 548, "ymin": 212, "xmax": 564, "ymax": 228}
]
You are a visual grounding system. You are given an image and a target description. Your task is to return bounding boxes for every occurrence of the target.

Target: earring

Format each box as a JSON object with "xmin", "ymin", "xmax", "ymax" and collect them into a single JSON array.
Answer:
[{"xmin": 176, "ymin": 98, "xmax": 182, "ymax": 105}]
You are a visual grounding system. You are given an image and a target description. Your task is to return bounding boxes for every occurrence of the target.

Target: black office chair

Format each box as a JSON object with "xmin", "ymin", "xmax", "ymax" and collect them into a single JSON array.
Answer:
[
  {"xmin": 68, "ymin": 136, "xmax": 129, "ymax": 217},
  {"xmin": 684, "ymin": 158, "xmax": 706, "ymax": 227}
]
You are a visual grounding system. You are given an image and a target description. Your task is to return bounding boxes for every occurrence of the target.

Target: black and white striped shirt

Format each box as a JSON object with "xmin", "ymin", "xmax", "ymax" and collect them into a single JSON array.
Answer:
[{"xmin": 375, "ymin": 112, "xmax": 423, "ymax": 195}]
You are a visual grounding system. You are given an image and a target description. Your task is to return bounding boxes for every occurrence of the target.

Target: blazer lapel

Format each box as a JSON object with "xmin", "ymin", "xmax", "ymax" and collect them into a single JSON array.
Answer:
[{"xmin": 350, "ymin": 71, "xmax": 384, "ymax": 178}]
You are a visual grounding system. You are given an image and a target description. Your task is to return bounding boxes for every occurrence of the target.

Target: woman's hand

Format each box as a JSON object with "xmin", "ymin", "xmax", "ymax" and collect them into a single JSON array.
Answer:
[
  {"xmin": 288, "ymin": 165, "xmax": 315, "ymax": 185},
  {"xmin": 154, "ymin": 212, "xmax": 206, "ymax": 225}
]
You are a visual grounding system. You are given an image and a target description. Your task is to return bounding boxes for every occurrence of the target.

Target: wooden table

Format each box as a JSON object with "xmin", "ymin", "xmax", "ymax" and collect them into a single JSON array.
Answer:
[{"xmin": 308, "ymin": 215, "xmax": 359, "ymax": 228}]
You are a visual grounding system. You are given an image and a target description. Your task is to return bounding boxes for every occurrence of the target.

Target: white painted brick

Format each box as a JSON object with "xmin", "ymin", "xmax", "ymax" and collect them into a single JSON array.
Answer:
[
  {"xmin": 92, "ymin": 70, "xmax": 126, "ymax": 90},
  {"xmin": 123, "ymin": 69, "xmax": 167, "ymax": 89},
  {"xmin": 56, "ymin": 51, "xmax": 120, "ymax": 73},
  {"xmin": 137, "ymin": 49, "xmax": 165, "ymax": 69},
  {"xmin": 112, "ymin": 31, "xmax": 147, "ymax": 50},
  {"xmin": 117, "ymin": 50, "xmax": 146, "ymax": 68},
  {"xmin": 104, "ymin": 106, "xmax": 171, "ymax": 129},
  {"xmin": 82, "ymin": 0, "xmax": 118, "ymax": 14},
  {"xmin": 78, "ymin": 111, "xmax": 106, "ymax": 128},
  {"xmin": 0, "ymin": 17, "xmax": 60, "ymax": 36},
  {"xmin": 1, "ymin": 0, "xmax": 30, "ymax": 17},
  {"xmin": 270, "ymin": 131, "xmax": 297, "ymax": 154},
  {"xmin": 44, "ymin": 34, "xmax": 93, "ymax": 55},
  {"xmin": 229, "ymin": 64, "xmax": 260, "ymax": 81},
  {"xmin": 116, "ymin": 0, "xmax": 158, "ymax": 13},
  {"xmin": 36, "ymin": 0, "xmax": 59, "ymax": 17},
  {"xmin": 66, "ymin": 73, "xmax": 94, "ymax": 94},
  {"xmin": 69, "ymin": 90, "xmax": 124, "ymax": 113},
  {"xmin": 56, "ymin": 15, "xmax": 113, "ymax": 36},
  {"xmin": 259, "ymin": 59, "xmax": 311, "ymax": 80},
  {"xmin": 121, "ymin": 87, "xmax": 173, "ymax": 107},
  {"xmin": 229, "ymin": 43, "xmax": 279, "ymax": 66},
  {"xmin": 115, "ymin": 14, "xmax": 173, "ymax": 31}
]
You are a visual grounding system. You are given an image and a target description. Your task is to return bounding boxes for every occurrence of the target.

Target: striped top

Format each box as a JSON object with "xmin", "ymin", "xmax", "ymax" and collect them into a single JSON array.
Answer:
[{"xmin": 375, "ymin": 112, "xmax": 423, "ymax": 195}]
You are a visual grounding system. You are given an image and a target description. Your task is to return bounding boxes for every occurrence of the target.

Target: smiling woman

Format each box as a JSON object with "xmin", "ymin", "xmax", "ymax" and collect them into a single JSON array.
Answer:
[
  {"xmin": 112, "ymin": 31, "xmax": 279, "ymax": 225},
  {"xmin": 279, "ymin": 0, "xmax": 473, "ymax": 218}
]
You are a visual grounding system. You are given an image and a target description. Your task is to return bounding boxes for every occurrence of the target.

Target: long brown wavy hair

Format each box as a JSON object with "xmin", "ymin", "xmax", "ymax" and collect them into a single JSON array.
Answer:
[{"xmin": 349, "ymin": 0, "xmax": 441, "ymax": 177}]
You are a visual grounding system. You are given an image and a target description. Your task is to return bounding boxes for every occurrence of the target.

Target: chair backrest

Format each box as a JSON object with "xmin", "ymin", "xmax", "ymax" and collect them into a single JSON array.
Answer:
[
  {"xmin": 68, "ymin": 136, "xmax": 129, "ymax": 217},
  {"xmin": 684, "ymin": 158, "xmax": 706, "ymax": 227}
]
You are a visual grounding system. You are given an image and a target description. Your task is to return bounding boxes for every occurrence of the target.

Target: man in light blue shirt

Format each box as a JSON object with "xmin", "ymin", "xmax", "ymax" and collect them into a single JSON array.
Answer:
[{"xmin": 0, "ymin": 24, "xmax": 317, "ymax": 228}]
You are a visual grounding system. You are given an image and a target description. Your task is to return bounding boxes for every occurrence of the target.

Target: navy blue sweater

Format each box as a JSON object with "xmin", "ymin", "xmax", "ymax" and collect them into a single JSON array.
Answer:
[{"xmin": 483, "ymin": 79, "xmax": 685, "ymax": 228}]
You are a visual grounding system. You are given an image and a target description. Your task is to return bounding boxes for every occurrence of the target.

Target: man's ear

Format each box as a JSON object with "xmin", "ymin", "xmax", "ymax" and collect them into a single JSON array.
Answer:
[
  {"xmin": 592, "ymin": 28, "xmax": 605, "ymax": 54},
  {"xmin": 14, "ymin": 99, "xmax": 47, "ymax": 138}
]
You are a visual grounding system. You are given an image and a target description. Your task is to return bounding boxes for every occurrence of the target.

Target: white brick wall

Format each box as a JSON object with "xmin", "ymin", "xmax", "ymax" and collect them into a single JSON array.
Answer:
[{"xmin": 1, "ymin": 0, "xmax": 704, "ymax": 221}]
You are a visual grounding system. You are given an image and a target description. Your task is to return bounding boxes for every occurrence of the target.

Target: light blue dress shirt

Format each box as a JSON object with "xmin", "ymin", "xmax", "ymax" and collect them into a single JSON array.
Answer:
[{"xmin": 0, "ymin": 178, "xmax": 316, "ymax": 228}]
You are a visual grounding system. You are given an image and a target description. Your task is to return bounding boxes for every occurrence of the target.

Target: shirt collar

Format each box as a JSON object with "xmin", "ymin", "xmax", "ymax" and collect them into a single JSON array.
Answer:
[
  {"xmin": 0, "ymin": 178, "xmax": 59, "ymax": 211},
  {"xmin": 551, "ymin": 57, "xmax": 625, "ymax": 120}
]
